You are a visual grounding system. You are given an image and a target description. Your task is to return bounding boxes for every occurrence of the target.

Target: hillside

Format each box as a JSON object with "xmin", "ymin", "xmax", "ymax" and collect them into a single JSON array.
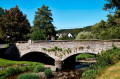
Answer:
[{"xmin": 57, "ymin": 26, "xmax": 92, "ymax": 36}]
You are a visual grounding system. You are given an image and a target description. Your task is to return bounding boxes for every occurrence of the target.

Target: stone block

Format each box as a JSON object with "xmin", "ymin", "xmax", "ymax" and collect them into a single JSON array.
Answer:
[{"xmin": 51, "ymin": 66, "xmax": 57, "ymax": 72}]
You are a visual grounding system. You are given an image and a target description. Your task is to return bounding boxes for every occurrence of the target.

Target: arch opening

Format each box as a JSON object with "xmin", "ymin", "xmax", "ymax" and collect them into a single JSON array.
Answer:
[
  {"xmin": 62, "ymin": 52, "xmax": 96, "ymax": 69},
  {"xmin": 21, "ymin": 52, "xmax": 55, "ymax": 65}
]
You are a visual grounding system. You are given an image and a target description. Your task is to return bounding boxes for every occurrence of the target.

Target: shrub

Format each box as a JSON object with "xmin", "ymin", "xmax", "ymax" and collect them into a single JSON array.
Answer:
[
  {"xmin": 34, "ymin": 65, "xmax": 45, "ymax": 73},
  {"xmin": 96, "ymin": 47, "xmax": 120, "ymax": 68},
  {"xmin": 6, "ymin": 67, "xmax": 19, "ymax": 76},
  {"xmin": 76, "ymin": 31, "xmax": 94, "ymax": 40},
  {"xmin": 81, "ymin": 69, "xmax": 97, "ymax": 79},
  {"xmin": 17, "ymin": 73, "xmax": 39, "ymax": 79},
  {"xmin": 44, "ymin": 69, "xmax": 53, "ymax": 78},
  {"xmin": 30, "ymin": 30, "xmax": 46, "ymax": 41},
  {"xmin": 58, "ymin": 36, "xmax": 74, "ymax": 40}
]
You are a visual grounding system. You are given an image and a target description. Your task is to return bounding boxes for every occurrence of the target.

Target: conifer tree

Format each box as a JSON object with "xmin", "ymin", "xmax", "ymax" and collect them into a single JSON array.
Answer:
[{"xmin": 32, "ymin": 5, "xmax": 56, "ymax": 38}]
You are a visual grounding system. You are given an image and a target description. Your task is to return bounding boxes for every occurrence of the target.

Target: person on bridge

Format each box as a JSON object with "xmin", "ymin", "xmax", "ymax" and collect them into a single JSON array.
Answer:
[{"xmin": 47, "ymin": 35, "xmax": 51, "ymax": 40}]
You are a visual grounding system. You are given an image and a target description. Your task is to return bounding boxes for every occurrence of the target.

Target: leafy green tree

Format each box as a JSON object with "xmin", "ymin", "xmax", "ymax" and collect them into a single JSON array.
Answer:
[
  {"xmin": 76, "ymin": 31, "xmax": 94, "ymax": 40},
  {"xmin": 0, "ymin": 7, "xmax": 4, "ymax": 17},
  {"xmin": 0, "ymin": 5, "xmax": 31, "ymax": 41},
  {"xmin": 30, "ymin": 30, "xmax": 45, "ymax": 40},
  {"xmin": 103, "ymin": 0, "xmax": 120, "ymax": 14},
  {"xmin": 31, "ymin": 5, "xmax": 56, "ymax": 37},
  {"xmin": 91, "ymin": 14, "xmax": 120, "ymax": 40}
]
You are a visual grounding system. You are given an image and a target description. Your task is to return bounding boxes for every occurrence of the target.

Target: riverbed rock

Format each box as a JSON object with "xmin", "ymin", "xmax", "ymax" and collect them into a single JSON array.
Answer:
[
  {"xmin": 63, "ymin": 72, "xmax": 69, "ymax": 76},
  {"xmin": 38, "ymin": 72, "xmax": 45, "ymax": 78},
  {"xmin": 51, "ymin": 66, "xmax": 57, "ymax": 71},
  {"xmin": 63, "ymin": 75, "xmax": 68, "ymax": 79},
  {"xmin": 58, "ymin": 73, "xmax": 63, "ymax": 77}
]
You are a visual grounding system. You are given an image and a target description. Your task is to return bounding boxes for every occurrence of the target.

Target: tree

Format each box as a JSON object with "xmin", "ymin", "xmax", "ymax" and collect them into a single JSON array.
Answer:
[
  {"xmin": 30, "ymin": 30, "xmax": 46, "ymax": 40},
  {"xmin": 91, "ymin": 14, "xmax": 120, "ymax": 40},
  {"xmin": 103, "ymin": 0, "xmax": 120, "ymax": 12},
  {"xmin": 76, "ymin": 31, "xmax": 94, "ymax": 40},
  {"xmin": 0, "ymin": 7, "xmax": 4, "ymax": 17},
  {"xmin": 31, "ymin": 5, "xmax": 56, "ymax": 38},
  {"xmin": 0, "ymin": 5, "xmax": 31, "ymax": 41}
]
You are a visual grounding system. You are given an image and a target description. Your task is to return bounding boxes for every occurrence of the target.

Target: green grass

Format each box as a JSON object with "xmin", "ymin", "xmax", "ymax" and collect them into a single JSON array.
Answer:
[
  {"xmin": 76, "ymin": 53, "xmax": 95, "ymax": 61},
  {"xmin": 0, "ymin": 58, "xmax": 44, "ymax": 79},
  {"xmin": 81, "ymin": 45, "xmax": 120, "ymax": 79},
  {"xmin": 4, "ymin": 44, "xmax": 9, "ymax": 48},
  {"xmin": 0, "ymin": 58, "xmax": 43, "ymax": 67}
]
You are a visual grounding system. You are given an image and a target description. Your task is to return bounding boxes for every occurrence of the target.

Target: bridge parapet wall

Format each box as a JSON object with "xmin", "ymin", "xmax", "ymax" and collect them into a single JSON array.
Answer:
[{"xmin": 16, "ymin": 41, "xmax": 120, "ymax": 61}]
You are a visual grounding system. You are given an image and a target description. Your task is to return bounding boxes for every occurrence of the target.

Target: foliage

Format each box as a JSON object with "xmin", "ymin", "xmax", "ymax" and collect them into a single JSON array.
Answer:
[
  {"xmin": 81, "ymin": 69, "xmax": 97, "ymax": 79},
  {"xmin": 34, "ymin": 65, "xmax": 45, "ymax": 73},
  {"xmin": 57, "ymin": 26, "xmax": 92, "ymax": 37},
  {"xmin": 0, "ymin": 7, "xmax": 4, "ymax": 17},
  {"xmin": 81, "ymin": 45, "xmax": 120, "ymax": 79},
  {"xmin": 4, "ymin": 44, "xmax": 8, "ymax": 48},
  {"xmin": 96, "ymin": 46, "xmax": 120, "ymax": 68},
  {"xmin": 42, "ymin": 46, "xmax": 62, "ymax": 52},
  {"xmin": 6, "ymin": 67, "xmax": 19, "ymax": 76},
  {"xmin": 76, "ymin": 53, "xmax": 95, "ymax": 61},
  {"xmin": 0, "ymin": 58, "xmax": 43, "ymax": 79},
  {"xmin": 17, "ymin": 73, "xmax": 39, "ymax": 79},
  {"xmin": 0, "ymin": 67, "xmax": 21, "ymax": 79},
  {"xmin": 76, "ymin": 31, "xmax": 94, "ymax": 40},
  {"xmin": 69, "ymin": 70, "xmax": 74, "ymax": 75},
  {"xmin": 103, "ymin": 0, "xmax": 120, "ymax": 15},
  {"xmin": 31, "ymin": 5, "xmax": 56, "ymax": 37},
  {"xmin": 58, "ymin": 36, "xmax": 74, "ymax": 40},
  {"xmin": 91, "ymin": 14, "xmax": 120, "ymax": 40},
  {"xmin": 30, "ymin": 30, "xmax": 46, "ymax": 40},
  {"xmin": 44, "ymin": 69, "xmax": 52, "ymax": 78},
  {"xmin": 42, "ymin": 46, "xmax": 72, "ymax": 59},
  {"xmin": 0, "ymin": 5, "xmax": 31, "ymax": 41}
]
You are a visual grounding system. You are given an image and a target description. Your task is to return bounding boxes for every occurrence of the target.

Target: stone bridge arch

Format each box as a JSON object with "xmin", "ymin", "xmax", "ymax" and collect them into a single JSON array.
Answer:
[
  {"xmin": 20, "ymin": 51, "xmax": 55, "ymax": 65},
  {"xmin": 62, "ymin": 52, "xmax": 96, "ymax": 69},
  {"xmin": 20, "ymin": 51, "xmax": 56, "ymax": 60},
  {"xmin": 61, "ymin": 52, "xmax": 97, "ymax": 61}
]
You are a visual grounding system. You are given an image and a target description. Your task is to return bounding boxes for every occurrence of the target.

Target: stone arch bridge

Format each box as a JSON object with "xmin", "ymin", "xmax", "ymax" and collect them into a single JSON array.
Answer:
[{"xmin": 16, "ymin": 41, "xmax": 120, "ymax": 70}]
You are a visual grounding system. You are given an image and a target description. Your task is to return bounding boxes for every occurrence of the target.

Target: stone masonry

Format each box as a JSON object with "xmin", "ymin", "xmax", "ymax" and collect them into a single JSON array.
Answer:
[{"xmin": 16, "ymin": 41, "xmax": 120, "ymax": 70}]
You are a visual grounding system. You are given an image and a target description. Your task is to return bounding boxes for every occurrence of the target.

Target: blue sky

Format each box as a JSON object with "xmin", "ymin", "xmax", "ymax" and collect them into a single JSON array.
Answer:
[{"xmin": 0, "ymin": 0, "xmax": 109, "ymax": 30}]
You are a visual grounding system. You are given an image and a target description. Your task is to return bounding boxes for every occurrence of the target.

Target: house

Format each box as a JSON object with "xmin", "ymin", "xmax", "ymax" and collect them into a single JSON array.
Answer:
[
  {"xmin": 68, "ymin": 33, "xmax": 74, "ymax": 38},
  {"xmin": 56, "ymin": 33, "xmax": 63, "ymax": 38}
]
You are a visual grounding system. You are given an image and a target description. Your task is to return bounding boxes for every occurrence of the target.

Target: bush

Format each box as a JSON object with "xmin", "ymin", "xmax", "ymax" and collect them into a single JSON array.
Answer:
[
  {"xmin": 30, "ymin": 30, "xmax": 46, "ymax": 41},
  {"xmin": 76, "ymin": 31, "xmax": 94, "ymax": 40},
  {"xmin": 44, "ymin": 69, "xmax": 53, "ymax": 78},
  {"xmin": 34, "ymin": 65, "xmax": 45, "ymax": 73},
  {"xmin": 58, "ymin": 36, "xmax": 74, "ymax": 40},
  {"xmin": 17, "ymin": 73, "xmax": 39, "ymax": 79},
  {"xmin": 81, "ymin": 69, "xmax": 97, "ymax": 79},
  {"xmin": 81, "ymin": 45, "xmax": 120, "ymax": 79},
  {"xmin": 96, "ymin": 47, "xmax": 120, "ymax": 68},
  {"xmin": 6, "ymin": 67, "xmax": 20, "ymax": 76}
]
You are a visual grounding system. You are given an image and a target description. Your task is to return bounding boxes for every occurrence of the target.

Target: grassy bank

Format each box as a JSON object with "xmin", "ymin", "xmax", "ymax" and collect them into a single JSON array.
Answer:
[
  {"xmin": 76, "ymin": 53, "xmax": 95, "ymax": 61},
  {"xmin": 0, "ymin": 58, "xmax": 43, "ymax": 67},
  {"xmin": 96, "ymin": 61, "xmax": 120, "ymax": 79},
  {"xmin": 0, "ymin": 58, "xmax": 44, "ymax": 79},
  {"xmin": 81, "ymin": 44, "xmax": 120, "ymax": 79}
]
